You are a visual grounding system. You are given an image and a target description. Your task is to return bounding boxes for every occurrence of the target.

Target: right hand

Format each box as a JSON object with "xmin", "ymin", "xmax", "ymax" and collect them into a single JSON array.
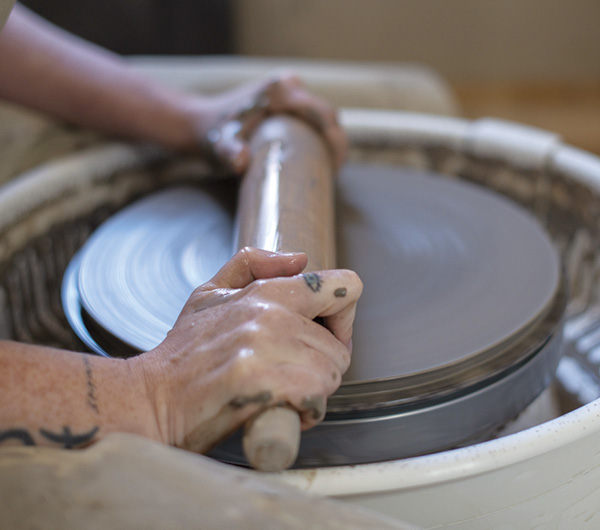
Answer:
[{"xmin": 131, "ymin": 247, "xmax": 362, "ymax": 453}]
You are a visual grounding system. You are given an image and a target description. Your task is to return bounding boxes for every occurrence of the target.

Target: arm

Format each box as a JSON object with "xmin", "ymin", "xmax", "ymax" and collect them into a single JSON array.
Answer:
[
  {"xmin": 0, "ymin": 342, "xmax": 157, "ymax": 448},
  {"xmin": 0, "ymin": 4, "xmax": 346, "ymax": 172},
  {"xmin": 0, "ymin": 249, "xmax": 362, "ymax": 451},
  {"xmin": 0, "ymin": 6, "xmax": 356, "ymax": 451},
  {"xmin": 0, "ymin": 4, "xmax": 193, "ymax": 152}
]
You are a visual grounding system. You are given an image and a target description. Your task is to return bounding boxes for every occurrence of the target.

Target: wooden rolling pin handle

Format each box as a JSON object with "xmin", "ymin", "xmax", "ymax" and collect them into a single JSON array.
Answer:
[
  {"xmin": 243, "ymin": 406, "xmax": 301, "ymax": 473},
  {"xmin": 235, "ymin": 115, "xmax": 336, "ymax": 471}
]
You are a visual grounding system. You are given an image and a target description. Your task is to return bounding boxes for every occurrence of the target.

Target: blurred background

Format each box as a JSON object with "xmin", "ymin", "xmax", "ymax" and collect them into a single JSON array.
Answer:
[{"xmin": 20, "ymin": 0, "xmax": 600, "ymax": 155}]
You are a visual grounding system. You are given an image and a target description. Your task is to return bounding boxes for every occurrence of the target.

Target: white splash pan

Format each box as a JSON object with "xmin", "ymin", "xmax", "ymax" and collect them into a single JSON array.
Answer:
[
  {"xmin": 278, "ymin": 397, "xmax": 600, "ymax": 528},
  {"xmin": 3, "ymin": 110, "xmax": 600, "ymax": 529},
  {"xmin": 272, "ymin": 111, "xmax": 600, "ymax": 529}
]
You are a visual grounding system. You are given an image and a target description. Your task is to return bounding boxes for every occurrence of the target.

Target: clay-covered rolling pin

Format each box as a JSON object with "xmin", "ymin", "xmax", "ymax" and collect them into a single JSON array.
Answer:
[{"xmin": 234, "ymin": 114, "xmax": 336, "ymax": 472}]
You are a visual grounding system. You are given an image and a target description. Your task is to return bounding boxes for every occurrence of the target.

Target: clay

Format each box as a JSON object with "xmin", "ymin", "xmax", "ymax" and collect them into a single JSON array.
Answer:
[{"xmin": 0, "ymin": 433, "xmax": 417, "ymax": 529}]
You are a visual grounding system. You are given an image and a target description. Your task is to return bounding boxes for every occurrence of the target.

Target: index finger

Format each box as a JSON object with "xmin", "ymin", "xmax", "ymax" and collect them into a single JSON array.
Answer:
[
  {"xmin": 299, "ymin": 270, "xmax": 362, "ymax": 350},
  {"xmin": 246, "ymin": 268, "xmax": 363, "ymax": 348}
]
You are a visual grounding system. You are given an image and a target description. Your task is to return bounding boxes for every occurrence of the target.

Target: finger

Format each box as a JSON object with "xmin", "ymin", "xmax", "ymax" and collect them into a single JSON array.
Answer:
[
  {"xmin": 236, "ymin": 306, "xmax": 351, "ymax": 381},
  {"xmin": 321, "ymin": 302, "xmax": 358, "ymax": 352},
  {"xmin": 298, "ymin": 318, "xmax": 352, "ymax": 375},
  {"xmin": 206, "ymin": 121, "xmax": 250, "ymax": 174},
  {"xmin": 322, "ymin": 121, "xmax": 348, "ymax": 171},
  {"xmin": 229, "ymin": 361, "xmax": 339, "ymax": 431},
  {"xmin": 227, "ymin": 74, "xmax": 347, "ymax": 171},
  {"xmin": 243, "ymin": 269, "xmax": 362, "ymax": 348},
  {"xmin": 283, "ymin": 95, "xmax": 347, "ymax": 170},
  {"xmin": 261, "ymin": 74, "xmax": 348, "ymax": 169},
  {"xmin": 207, "ymin": 247, "xmax": 308, "ymax": 290},
  {"xmin": 298, "ymin": 396, "xmax": 329, "ymax": 430},
  {"xmin": 245, "ymin": 268, "xmax": 362, "ymax": 317}
]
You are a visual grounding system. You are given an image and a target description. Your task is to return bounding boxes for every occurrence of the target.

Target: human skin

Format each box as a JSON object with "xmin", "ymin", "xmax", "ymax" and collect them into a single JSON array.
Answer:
[
  {"xmin": 0, "ymin": 4, "xmax": 347, "ymax": 173},
  {"xmin": 0, "ymin": 248, "xmax": 362, "ymax": 450},
  {"xmin": 0, "ymin": 5, "xmax": 357, "ymax": 451}
]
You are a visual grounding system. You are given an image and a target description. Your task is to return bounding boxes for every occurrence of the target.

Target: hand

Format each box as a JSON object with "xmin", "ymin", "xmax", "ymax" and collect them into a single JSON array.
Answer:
[
  {"xmin": 185, "ymin": 73, "xmax": 347, "ymax": 173},
  {"xmin": 132, "ymin": 248, "xmax": 362, "ymax": 453}
]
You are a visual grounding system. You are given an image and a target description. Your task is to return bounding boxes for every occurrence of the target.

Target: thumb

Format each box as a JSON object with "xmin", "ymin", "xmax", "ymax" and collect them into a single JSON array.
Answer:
[{"xmin": 208, "ymin": 247, "xmax": 308, "ymax": 290}]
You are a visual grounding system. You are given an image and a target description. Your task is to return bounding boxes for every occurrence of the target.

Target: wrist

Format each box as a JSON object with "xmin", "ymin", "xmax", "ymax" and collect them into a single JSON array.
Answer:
[
  {"xmin": 144, "ymin": 90, "xmax": 211, "ymax": 153},
  {"xmin": 124, "ymin": 353, "xmax": 170, "ymax": 444}
]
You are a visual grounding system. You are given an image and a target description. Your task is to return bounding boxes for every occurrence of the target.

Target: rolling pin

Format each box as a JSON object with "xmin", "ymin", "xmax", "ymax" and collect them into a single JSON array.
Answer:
[{"xmin": 234, "ymin": 115, "xmax": 336, "ymax": 472}]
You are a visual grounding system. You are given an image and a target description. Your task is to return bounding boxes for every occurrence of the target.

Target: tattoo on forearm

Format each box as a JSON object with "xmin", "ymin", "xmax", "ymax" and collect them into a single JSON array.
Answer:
[
  {"xmin": 40, "ymin": 426, "xmax": 99, "ymax": 449},
  {"xmin": 83, "ymin": 355, "xmax": 99, "ymax": 414},
  {"xmin": 303, "ymin": 272, "xmax": 322, "ymax": 293},
  {"xmin": 0, "ymin": 426, "xmax": 99, "ymax": 449},
  {"xmin": 0, "ymin": 429, "xmax": 35, "ymax": 446}
]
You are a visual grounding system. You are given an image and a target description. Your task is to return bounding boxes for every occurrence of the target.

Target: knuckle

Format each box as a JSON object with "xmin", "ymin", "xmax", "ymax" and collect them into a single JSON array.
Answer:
[
  {"xmin": 189, "ymin": 284, "xmax": 204, "ymax": 298},
  {"xmin": 244, "ymin": 277, "xmax": 268, "ymax": 295},
  {"xmin": 237, "ymin": 246, "xmax": 253, "ymax": 261},
  {"xmin": 245, "ymin": 298, "xmax": 291, "ymax": 329},
  {"xmin": 188, "ymin": 284, "xmax": 210, "ymax": 304},
  {"xmin": 339, "ymin": 347, "xmax": 352, "ymax": 371},
  {"xmin": 325, "ymin": 340, "xmax": 351, "ymax": 373},
  {"xmin": 236, "ymin": 321, "xmax": 263, "ymax": 349}
]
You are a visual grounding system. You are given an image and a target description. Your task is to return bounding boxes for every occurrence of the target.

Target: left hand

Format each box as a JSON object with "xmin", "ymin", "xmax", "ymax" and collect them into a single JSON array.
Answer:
[{"xmin": 184, "ymin": 73, "xmax": 347, "ymax": 173}]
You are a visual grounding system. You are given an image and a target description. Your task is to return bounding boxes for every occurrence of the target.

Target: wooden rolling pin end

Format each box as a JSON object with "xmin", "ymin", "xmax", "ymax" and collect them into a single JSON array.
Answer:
[{"xmin": 243, "ymin": 407, "xmax": 301, "ymax": 472}]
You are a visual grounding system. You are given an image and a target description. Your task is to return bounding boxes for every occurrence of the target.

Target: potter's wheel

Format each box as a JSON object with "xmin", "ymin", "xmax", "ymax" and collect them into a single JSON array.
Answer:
[{"xmin": 62, "ymin": 163, "xmax": 565, "ymax": 466}]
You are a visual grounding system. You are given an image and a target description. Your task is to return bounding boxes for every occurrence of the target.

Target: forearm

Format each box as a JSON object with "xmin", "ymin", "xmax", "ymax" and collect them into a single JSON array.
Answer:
[
  {"xmin": 0, "ymin": 340, "xmax": 160, "ymax": 448},
  {"xmin": 0, "ymin": 5, "xmax": 347, "ymax": 171},
  {"xmin": 0, "ymin": 4, "xmax": 203, "ymax": 151}
]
